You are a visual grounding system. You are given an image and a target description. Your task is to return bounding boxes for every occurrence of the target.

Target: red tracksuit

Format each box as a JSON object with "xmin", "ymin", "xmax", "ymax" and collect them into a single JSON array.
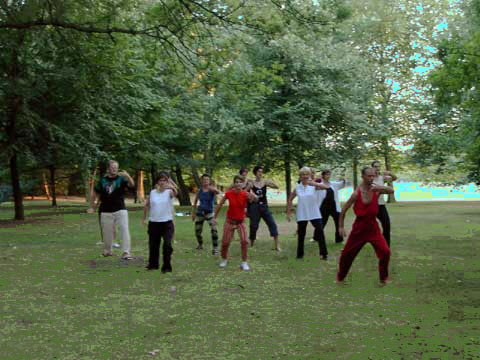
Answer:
[{"xmin": 337, "ymin": 188, "xmax": 391, "ymax": 282}]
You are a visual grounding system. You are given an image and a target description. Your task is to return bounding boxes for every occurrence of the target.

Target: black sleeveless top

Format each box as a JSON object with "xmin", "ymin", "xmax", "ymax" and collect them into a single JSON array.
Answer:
[{"xmin": 252, "ymin": 184, "xmax": 268, "ymax": 205}]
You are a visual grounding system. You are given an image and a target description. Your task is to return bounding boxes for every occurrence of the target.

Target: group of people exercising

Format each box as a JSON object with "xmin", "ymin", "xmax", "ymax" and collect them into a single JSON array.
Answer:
[{"xmin": 89, "ymin": 160, "xmax": 397, "ymax": 284}]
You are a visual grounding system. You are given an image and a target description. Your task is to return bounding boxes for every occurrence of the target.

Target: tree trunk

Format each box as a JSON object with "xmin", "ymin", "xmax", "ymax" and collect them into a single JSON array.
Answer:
[
  {"xmin": 43, "ymin": 172, "xmax": 51, "ymax": 200},
  {"xmin": 136, "ymin": 170, "xmax": 145, "ymax": 203},
  {"xmin": 6, "ymin": 34, "xmax": 25, "ymax": 221},
  {"xmin": 352, "ymin": 155, "xmax": 359, "ymax": 189},
  {"xmin": 174, "ymin": 163, "xmax": 191, "ymax": 206},
  {"xmin": 10, "ymin": 153, "xmax": 24, "ymax": 220},
  {"xmin": 285, "ymin": 152, "xmax": 292, "ymax": 206},
  {"xmin": 191, "ymin": 167, "xmax": 201, "ymax": 190},
  {"xmin": 87, "ymin": 168, "xmax": 97, "ymax": 204},
  {"xmin": 48, "ymin": 165, "xmax": 57, "ymax": 207}
]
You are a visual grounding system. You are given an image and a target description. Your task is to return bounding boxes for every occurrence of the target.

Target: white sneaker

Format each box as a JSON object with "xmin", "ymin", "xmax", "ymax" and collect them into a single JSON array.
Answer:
[
  {"xmin": 113, "ymin": 243, "xmax": 121, "ymax": 248},
  {"xmin": 240, "ymin": 262, "xmax": 250, "ymax": 271},
  {"xmin": 219, "ymin": 259, "xmax": 228, "ymax": 268}
]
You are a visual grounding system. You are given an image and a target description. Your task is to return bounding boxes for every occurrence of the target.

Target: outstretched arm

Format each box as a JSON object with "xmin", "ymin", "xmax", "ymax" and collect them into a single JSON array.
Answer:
[
  {"xmin": 308, "ymin": 180, "xmax": 329, "ymax": 190},
  {"xmin": 339, "ymin": 192, "xmax": 356, "ymax": 238},
  {"xmin": 265, "ymin": 179, "xmax": 279, "ymax": 189},
  {"xmin": 384, "ymin": 171, "xmax": 398, "ymax": 182},
  {"xmin": 371, "ymin": 184, "xmax": 394, "ymax": 194}
]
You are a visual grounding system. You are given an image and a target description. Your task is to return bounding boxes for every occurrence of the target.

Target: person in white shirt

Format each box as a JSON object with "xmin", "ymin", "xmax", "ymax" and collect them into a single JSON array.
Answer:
[
  {"xmin": 287, "ymin": 167, "xmax": 329, "ymax": 260},
  {"xmin": 371, "ymin": 160, "xmax": 397, "ymax": 246},
  {"xmin": 142, "ymin": 172, "xmax": 177, "ymax": 272},
  {"xmin": 319, "ymin": 169, "xmax": 346, "ymax": 243}
]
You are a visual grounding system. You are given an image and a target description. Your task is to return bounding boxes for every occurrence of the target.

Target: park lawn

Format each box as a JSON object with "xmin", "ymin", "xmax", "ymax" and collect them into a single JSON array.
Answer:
[{"xmin": 0, "ymin": 201, "xmax": 479, "ymax": 360}]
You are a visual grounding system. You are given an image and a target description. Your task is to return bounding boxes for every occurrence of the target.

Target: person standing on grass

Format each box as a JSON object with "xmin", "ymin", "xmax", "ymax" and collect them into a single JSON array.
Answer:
[
  {"xmin": 319, "ymin": 169, "xmax": 346, "ymax": 244},
  {"xmin": 142, "ymin": 172, "xmax": 177, "ymax": 272},
  {"xmin": 89, "ymin": 160, "xmax": 135, "ymax": 259},
  {"xmin": 372, "ymin": 160, "xmax": 397, "ymax": 246},
  {"xmin": 192, "ymin": 174, "xmax": 220, "ymax": 254},
  {"xmin": 212, "ymin": 175, "xmax": 258, "ymax": 271},
  {"xmin": 337, "ymin": 167, "xmax": 393, "ymax": 285},
  {"xmin": 249, "ymin": 165, "xmax": 281, "ymax": 251},
  {"xmin": 239, "ymin": 168, "xmax": 253, "ymax": 191},
  {"xmin": 287, "ymin": 167, "xmax": 330, "ymax": 260}
]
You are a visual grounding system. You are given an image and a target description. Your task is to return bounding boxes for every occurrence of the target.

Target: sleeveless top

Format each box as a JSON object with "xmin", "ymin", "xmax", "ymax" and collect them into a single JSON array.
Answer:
[
  {"xmin": 353, "ymin": 187, "xmax": 379, "ymax": 218},
  {"xmin": 252, "ymin": 184, "xmax": 268, "ymax": 205},
  {"xmin": 349, "ymin": 187, "xmax": 384, "ymax": 241},
  {"xmin": 197, "ymin": 189, "xmax": 215, "ymax": 214},
  {"xmin": 295, "ymin": 184, "xmax": 322, "ymax": 221}
]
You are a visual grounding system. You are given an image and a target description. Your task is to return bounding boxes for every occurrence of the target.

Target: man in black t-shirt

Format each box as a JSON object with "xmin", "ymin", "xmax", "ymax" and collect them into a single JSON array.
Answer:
[{"xmin": 89, "ymin": 160, "xmax": 135, "ymax": 259}]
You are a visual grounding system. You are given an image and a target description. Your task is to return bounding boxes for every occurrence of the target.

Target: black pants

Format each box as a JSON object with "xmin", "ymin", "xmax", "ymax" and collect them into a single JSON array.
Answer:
[
  {"xmin": 320, "ymin": 204, "xmax": 343, "ymax": 243},
  {"xmin": 297, "ymin": 219, "xmax": 328, "ymax": 258},
  {"xmin": 377, "ymin": 205, "xmax": 391, "ymax": 246},
  {"xmin": 249, "ymin": 203, "xmax": 279, "ymax": 243},
  {"xmin": 148, "ymin": 221, "xmax": 174, "ymax": 270}
]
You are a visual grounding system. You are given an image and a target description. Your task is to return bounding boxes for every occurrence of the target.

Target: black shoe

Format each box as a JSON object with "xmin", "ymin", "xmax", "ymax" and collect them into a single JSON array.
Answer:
[
  {"xmin": 196, "ymin": 244, "xmax": 203, "ymax": 250},
  {"xmin": 146, "ymin": 266, "xmax": 158, "ymax": 271},
  {"xmin": 161, "ymin": 265, "xmax": 172, "ymax": 273},
  {"xmin": 321, "ymin": 255, "xmax": 328, "ymax": 261}
]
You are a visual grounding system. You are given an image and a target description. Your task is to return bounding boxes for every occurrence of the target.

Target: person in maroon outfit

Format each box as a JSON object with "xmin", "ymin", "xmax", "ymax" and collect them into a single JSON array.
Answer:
[{"xmin": 337, "ymin": 167, "xmax": 394, "ymax": 285}]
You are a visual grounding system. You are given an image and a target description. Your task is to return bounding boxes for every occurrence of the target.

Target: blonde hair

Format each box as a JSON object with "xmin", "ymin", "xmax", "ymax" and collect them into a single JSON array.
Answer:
[{"xmin": 299, "ymin": 166, "xmax": 312, "ymax": 176}]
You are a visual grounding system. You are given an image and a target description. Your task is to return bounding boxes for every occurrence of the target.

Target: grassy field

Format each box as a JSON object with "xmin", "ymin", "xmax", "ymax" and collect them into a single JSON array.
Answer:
[{"xmin": 0, "ymin": 201, "xmax": 479, "ymax": 360}]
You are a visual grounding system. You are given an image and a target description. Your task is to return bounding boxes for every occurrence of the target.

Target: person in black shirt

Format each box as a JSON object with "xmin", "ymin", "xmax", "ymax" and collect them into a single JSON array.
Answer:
[
  {"xmin": 89, "ymin": 160, "xmax": 135, "ymax": 258},
  {"xmin": 319, "ymin": 169, "xmax": 345, "ymax": 243},
  {"xmin": 249, "ymin": 166, "xmax": 281, "ymax": 251}
]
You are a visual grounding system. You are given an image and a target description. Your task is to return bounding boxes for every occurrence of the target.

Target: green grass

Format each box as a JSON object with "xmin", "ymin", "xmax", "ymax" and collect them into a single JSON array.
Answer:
[{"xmin": 0, "ymin": 201, "xmax": 479, "ymax": 359}]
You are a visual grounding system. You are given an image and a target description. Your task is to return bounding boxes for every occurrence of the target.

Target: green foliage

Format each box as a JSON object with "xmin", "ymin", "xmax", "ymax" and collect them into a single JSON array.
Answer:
[{"xmin": 417, "ymin": 0, "xmax": 480, "ymax": 183}]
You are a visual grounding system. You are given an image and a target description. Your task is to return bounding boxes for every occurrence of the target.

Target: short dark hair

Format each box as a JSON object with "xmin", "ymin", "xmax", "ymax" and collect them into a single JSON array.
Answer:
[
  {"xmin": 361, "ymin": 167, "xmax": 373, "ymax": 176},
  {"xmin": 371, "ymin": 160, "xmax": 380, "ymax": 167},
  {"xmin": 253, "ymin": 165, "xmax": 263, "ymax": 175},
  {"xmin": 321, "ymin": 169, "xmax": 331, "ymax": 176},
  {"xmin": 156, "ymin": 171, "xmax": 170, "ymax": 183},
  {"xmin": 239, "ymin": 168, "xmax": 248, "ymax": 175},
  {"xmin": 201, "ymin": 173, "xmax": 210, "ymax": 179}
]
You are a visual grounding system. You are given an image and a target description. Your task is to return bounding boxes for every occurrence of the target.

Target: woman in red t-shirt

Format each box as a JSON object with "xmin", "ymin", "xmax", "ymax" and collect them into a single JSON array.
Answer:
[{"xmin": 212, "ymin": 175, "xmax": 257, "ymax": 271}]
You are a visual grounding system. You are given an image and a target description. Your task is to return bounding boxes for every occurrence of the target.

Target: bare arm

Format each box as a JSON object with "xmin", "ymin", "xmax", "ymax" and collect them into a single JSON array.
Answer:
[
  {"xmin": 168, "ymin": 178, "xmax": 179, "ymax": 191},
  {"xmin": 118, "ymin": 171, "xmax": 135, "ymax": 188},
  {"xmin": 265, "ymin": 179, "xmax": 279, "ymax": 189},
  {"xmin": 371, "ymin": 184, "xmax": 394, "ymax": 194},
  {"xmin": 208, "ymin": 186, "xmax": 220, "ymax": 195},
  {"xmin": 142, "ymin": 197, "xmax": 150, "ymax": 225},
  {"xmin": 339, "ymin": 192, "xmax": 356, "ymax": 237},
  {"xmin": 286, "ymin": 189, "xmax": 297, "ymax": 221},
  {"xmin": 212, "ymin": 195, "xmax": 227, "ymax": 226},
  {"xmin": 384, "ymin": 171, "xmax": 398, "ymax": 182},
  {"xmin": 247, "ymin": 190, "xmax": 258, "ymax": 202},
  {"xmin": 192, "ymin": 192, "xmax": 199, "ymax": 221},
  {"xmin": 308, "ymin": 180, "xmax": 329, "ymax": 190}
]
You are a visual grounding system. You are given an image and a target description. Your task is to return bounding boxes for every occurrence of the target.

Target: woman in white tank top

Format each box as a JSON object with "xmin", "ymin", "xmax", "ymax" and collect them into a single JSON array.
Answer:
[{"xmin": 287, "ymin": 167, "xmax": 330, "ymax": 260}]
